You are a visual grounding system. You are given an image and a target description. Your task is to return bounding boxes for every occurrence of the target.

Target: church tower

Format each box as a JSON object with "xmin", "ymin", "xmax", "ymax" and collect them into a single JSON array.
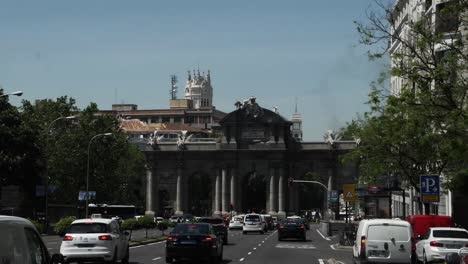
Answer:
[
  {"xmin": 184, "ymin": 69, "xmax": 213, "ymax": 109},
  {"xmin": 291, "ymin": 98, "xmax": 303, "ymax": 141}
]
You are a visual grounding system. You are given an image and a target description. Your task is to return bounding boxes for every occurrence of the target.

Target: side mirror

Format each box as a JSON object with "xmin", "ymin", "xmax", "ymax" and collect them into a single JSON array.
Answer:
[{"xmin": 50, "ymin": 253, "xmax": 65, "ymax": 264}]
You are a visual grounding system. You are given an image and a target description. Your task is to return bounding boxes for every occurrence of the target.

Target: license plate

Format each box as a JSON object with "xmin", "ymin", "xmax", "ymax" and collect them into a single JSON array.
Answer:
[
  {"xmin": 446, "ymin": 244, "xmax": 461, "ymax": 249},
  {"xmin": 76, "ymin": 244, "xmax": 95, "ymax": 248},
  {"xmin": 369, "ymin": 250, "xmax": 389, "ymax": 257},
  {"xmin": 180, "ymin": 240, "xmax": 197, "ymax": 245}
]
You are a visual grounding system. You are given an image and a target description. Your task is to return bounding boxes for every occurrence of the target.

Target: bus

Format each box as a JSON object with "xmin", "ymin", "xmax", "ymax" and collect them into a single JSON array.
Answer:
[{"xmin": 88, "ymin": 204, "xmax": 139, "ymax": 219}]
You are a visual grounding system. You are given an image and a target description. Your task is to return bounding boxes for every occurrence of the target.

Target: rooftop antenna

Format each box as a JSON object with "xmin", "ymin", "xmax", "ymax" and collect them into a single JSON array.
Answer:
[
  {"xmin": 294, "ymin": 96, "xmax": 298, "ymax": 113},
  {"xmin": 170, "ymin": 75, "xmax": 178, "ymax": 100}
]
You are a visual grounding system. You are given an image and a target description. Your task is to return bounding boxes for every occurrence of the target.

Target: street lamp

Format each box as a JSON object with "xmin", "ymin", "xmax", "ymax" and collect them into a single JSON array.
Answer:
[
  {"xmin": 0, "ymin": 91, "xmax": 23, "ymax": 97},
  {"xmin": 85, "ymin": 133, "xmax": 113, "ymax": 218},
  {"xmin": 44, "ymin": 115, "xmax": 76, "ymax": 233}
]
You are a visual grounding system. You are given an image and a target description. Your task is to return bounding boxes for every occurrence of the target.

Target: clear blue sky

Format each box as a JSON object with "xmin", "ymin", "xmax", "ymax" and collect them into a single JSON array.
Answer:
[{"xmin": 1, "ymin": 0, "xmax": 387, "ymax": 140}]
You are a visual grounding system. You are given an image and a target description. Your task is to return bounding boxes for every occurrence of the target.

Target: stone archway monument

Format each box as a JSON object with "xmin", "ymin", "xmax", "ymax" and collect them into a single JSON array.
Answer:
[{"xmin": 131, "ymin": 97, "xmax": 358, "ymax": 218}]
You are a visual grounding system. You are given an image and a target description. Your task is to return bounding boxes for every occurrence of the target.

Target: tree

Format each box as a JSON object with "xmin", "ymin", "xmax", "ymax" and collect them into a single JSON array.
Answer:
[
  {"xmin": 20, "ymin": 98, "xmax": 146, "ymax": 208},
  {"xmin": 0, "ymin": 89, "xmax": 43, "ymax": 216},
  {"xmin": 346, "ymin": 0, "xmax": 468, "ymax": 191}
]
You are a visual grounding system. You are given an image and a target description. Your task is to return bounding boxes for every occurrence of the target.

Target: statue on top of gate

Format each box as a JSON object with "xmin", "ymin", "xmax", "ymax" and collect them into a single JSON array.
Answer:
[{"xmin": 234, "ymin": 96, "xmax": 264, "ymax": 119}]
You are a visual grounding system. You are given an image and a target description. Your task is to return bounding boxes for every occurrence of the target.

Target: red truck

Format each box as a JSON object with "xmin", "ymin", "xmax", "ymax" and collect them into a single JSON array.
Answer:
[{"xmin": 406, "ymin": 214, "xmax": 453, "ymax": 238}]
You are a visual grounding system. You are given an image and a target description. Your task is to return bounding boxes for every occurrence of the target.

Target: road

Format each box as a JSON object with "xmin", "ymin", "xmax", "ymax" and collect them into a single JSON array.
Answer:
[{"xmin": 43, "ymin": 223, "xmax": 353, "ymax": 264}]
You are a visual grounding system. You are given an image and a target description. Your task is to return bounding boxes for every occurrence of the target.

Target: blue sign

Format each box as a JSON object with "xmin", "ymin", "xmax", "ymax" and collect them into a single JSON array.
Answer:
[
  {"xmin": 328, "ymin": 190, "xmax": 339, "ymax": 203},
  {"xmin": 78, "ymin": 191, "xmax": 96, "ymax": 201},
  {"xmin": 420, "ymin": 175, "xmax": 440, "ymax": 203}
]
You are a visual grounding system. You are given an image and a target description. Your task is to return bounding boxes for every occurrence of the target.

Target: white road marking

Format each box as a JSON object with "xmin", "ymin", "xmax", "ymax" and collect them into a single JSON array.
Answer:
[
  {"xmin": 253, "ymin": 247, "xmax": 257, "ymax": 250},
  {"xmin": 318, "ymin": 259, "xmax": 325, "ymax": 264},
  {"xmin": 248, "ymin": 252, "xmax": 252, "ymax": 255},
  {"xmin": 258, "ymin": 243, "xmax": 262, "ymax": 246},
  {"xmin": 152, "ymin": 257, "xmax": 161, "ymax": 261},
  {"xmin": 276, "ymin": 243, "xmax": 316, "ymax": 249},
  {"xmin": 316, "ymin": 229, "xmax": 331, "ymax": 241},
  {"xmin": 240, "ymin": 258, "xmax": 245, "ymax": 262},
  {"xmin": 130, "ymin": 245, "xmax": 144, "ymax": 249},
  {"xmin": 262, "ymin": 240, "xmax": 265, "ymax": 243}
]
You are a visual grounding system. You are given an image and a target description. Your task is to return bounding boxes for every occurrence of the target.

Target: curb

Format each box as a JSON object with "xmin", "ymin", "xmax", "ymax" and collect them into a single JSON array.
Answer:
[
  {"xmin": 332, "ymin": 243, "xmax": 353, "ymax": 250},
  {"xmin": 129, "ymin": 236, "xmax": 167, "ymax": 247}
]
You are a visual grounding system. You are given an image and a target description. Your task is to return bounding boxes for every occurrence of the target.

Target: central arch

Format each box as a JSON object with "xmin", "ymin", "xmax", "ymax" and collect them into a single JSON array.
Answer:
[
  {"xmin": 188, "ymin": 172, "xmax": 212, "ymax": 216},
  {"xmin": 241, "ymin": 171, "xmax": 267, "ymax": 214}
]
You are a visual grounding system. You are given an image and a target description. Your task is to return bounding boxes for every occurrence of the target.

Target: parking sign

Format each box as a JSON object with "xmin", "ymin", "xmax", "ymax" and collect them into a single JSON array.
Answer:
[{"xmin": 420, "ymin": 175, "xmax": 440, "ymax": 203}]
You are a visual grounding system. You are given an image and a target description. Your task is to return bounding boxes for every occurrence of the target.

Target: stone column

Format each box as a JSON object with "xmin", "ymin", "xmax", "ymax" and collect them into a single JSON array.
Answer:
[
  {"xmin": 268, "ymin": 167, "xmax": 276, "ymax": 215},
  {"xmin": 175, "ymin": 167, "xmax": 183, "ymax": 215},
  {"xmin": 145, "ymin": 166, "xmax": 155, "ymax": 218},
  {"xmin": 230, "ymin": 168, "xmax": 236, "ymax": 213},
  {"xmin": 214, "ymin": 169, "xmax": 221, "ymax": 216},
  {"xmin": 221, "ymin": 168, "xmax": 228, "ymax": 214},
  {"xmin": 278, "ymin": 167, "xmax": 286, "ymax": 217}
]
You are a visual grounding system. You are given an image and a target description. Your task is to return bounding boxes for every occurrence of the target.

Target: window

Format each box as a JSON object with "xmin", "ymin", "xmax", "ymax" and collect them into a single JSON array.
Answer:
[
  {"xmin": 436, "ymin": 1, "xmax": 459, "ymax": 33},
  {"xmin": 68, "ymin": 223, "xmax": 109, "ymax": 233},
  {"xmin": 367, "ymin": 225, "xmax": 410, "ymax": 241},
  {"xmin": 433, "ymin": 230, "xmax": 468, "ymax": 239},
  {"xmin": 24, "ymin": 228, "xmax": 48, "ymax": 264},
  {"xmin": 174, "ymin": 117, "xmax": 182, "ymax": 123},
  {"xmin": 162, "ymin": 116, "xmax": 170, "ymax": 123}
]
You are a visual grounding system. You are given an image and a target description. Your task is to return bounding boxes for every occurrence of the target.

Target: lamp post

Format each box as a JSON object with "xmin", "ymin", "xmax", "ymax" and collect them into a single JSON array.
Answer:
[
  {"xmin": 44, "ymin": 115, "xmax": 75, "ymax": 233},
  {"xmin": 85, "ymin": 133, "xmax": 112, "ymax": 218},
  {"xmin": 0, "ymin": 90, "xmax": 23, "ymax": 97}
]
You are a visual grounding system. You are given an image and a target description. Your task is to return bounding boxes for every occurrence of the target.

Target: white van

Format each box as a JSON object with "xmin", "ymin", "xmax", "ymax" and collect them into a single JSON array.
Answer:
[
  {"xmin": 353, "ymin": 218, "xmax": 414, "ymax": 264},
  {"xmin": 243, "ymin": 214, "xmax": 266, "ymax": 234}
]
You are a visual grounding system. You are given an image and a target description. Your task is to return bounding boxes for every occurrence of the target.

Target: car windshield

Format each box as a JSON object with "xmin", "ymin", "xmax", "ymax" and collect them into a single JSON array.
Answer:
[
  {"xmin": 199, "ymin": 218, "xmax": 223, "ymax": 224},
  {"xmin": 245, "ymin": 215, "xmax": 260, "ymax": 221},
  {"xmin": 433, "ymin": 230, "xmax": 468, "ymax": 239},
  {"xmin": 173, "ymin": 224, "xmax": 209, "ymax": 235},
  {"xmin": 367, "ymin": 225, "xmax": 409, "ymax": 241},
  {"xmin": 68, "ymin": 223, "xmax": 109, "ymax": 234}
]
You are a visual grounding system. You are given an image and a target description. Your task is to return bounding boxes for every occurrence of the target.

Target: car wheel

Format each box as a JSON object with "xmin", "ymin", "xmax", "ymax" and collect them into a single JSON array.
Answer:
[
  {"xmin": 223, "ymin": 237, "xmax": 228, "ymax": 245},
  {"xmin": 122, "ymin": 246, "xmax": 129, "ymax": 264},
  {"xmin": 260, "ymin": 231, "xmax": 264, "ymax": 234},
  {"xmin": 243, "ymin": 231, "xmax": 247, "ymax": 234},
  {"xmin": 423, "ymin": 251, "xmax": 429, "ymax": 264},
  {"xmin": 165, "ymin": 257, "xmax": 173, "ymax": 263},
  {"xmin": 107, "ymin": 249, "xmax": 117, "ymax": 264},
  {"xmin": 211, "ymin": 255, "xmax": 219, "ymax": 264}
]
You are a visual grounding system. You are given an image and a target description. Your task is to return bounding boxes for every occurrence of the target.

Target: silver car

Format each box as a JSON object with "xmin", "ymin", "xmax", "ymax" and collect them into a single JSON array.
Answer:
[
  {"xmin": 60, "ymin": 218, "xmax": 129, "ymax": 263},
  {"xmin": 415, "ymin": 227, "xmax": 468, "ymax": 263}
]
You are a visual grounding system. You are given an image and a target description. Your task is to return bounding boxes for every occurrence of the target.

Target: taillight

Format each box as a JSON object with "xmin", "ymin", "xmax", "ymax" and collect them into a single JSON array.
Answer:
[
  {"xmin": 202, "ymin": 236, "xmax": 215, "ymax": 247},
  {"xmin": 98, "ymin": 235, "xmax": 112, "ymax": 241},
  {"xmin": 167, "ymin": 236, "xmax": 177, "ymax": 242},
  {"xmin": 299, "ymin": 225, "xmax": 305, "ymax": 229},
  {"xmin": 63, "ymin": 235, "xmax": 73, "ymax": 241},
  {"xmin": 279, "ymin": 225, "xmax": 285, "ymax": 229},
  {"xmin": 360, "ymin": 236, "xmax": 366, "ymax": 258},
  {"xmin": 202, "ymin": 236, "xmax": 213, "ymax": 242},
  {"xmin": 430, "ymin": 241, "xmax": 443, "ymax": 247}
]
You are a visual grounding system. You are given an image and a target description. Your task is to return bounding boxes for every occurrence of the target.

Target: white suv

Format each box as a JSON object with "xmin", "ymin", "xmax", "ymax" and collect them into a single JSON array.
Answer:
[
  {"xmin": 243, "ymin": 214, "xmax": 266, "ymax": 234},
  {"xmin": 60, "ymin": 218, "xmax": 129, "ymax": 263}
]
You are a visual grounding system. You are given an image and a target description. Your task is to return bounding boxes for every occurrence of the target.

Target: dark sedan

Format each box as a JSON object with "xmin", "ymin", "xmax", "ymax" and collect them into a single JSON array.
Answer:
[
  {"xmin": 197, "ymin": 217, "xmax": 229, "ymax": 245},
  {"xmin": 165, "ymin": 223, "xmax": 223, "ymax": 264},
  {"xmin": 278, "ymin": 218, "xmax": 307, "ymax": 241}
]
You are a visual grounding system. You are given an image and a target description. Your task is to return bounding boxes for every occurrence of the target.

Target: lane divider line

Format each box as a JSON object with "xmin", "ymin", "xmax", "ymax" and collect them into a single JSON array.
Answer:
[
  {"xmin": 240, "ymin": 258, "xmax": 245, "ymax": 262},
  {"xmin": 318, "ymin": 259, "xmax": 325, "ymax": 264},
  {"xmin": 152, "ymin": 257, "xmax": 161, "ymax": 261},
  {"xmin": 130, "ymin": 245, "xmax": 144, "ymax": 249},
  {"xmin": 316, "ymin": 229, "xmax": 331, "ymax": 241},
  {"xmin": 248, "ymin": 252, "xmax": 252, "ymax": 255},
  {"xmin": 253, "ymin": 247, "xmax": 257, "ymax": 250}
]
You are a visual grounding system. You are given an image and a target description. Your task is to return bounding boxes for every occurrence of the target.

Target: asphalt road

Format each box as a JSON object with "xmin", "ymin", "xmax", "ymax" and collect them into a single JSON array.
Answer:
[{"xmin": 43, "ymin": 223, "xmax": 354, "ymax": 264}]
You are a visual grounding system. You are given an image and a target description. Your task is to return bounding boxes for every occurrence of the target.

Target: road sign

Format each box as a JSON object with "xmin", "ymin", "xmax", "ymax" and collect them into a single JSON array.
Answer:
[
  {"xmin": 420, "ymin": 175, "xmax": 440, "ymax": 203},
  {"xmin": 328, "ymin": 190, "xmax": 338, "ymax": 203},
  {"xmin": 343, "ymin": 184, "xmax": 356, "ymax": 202}
]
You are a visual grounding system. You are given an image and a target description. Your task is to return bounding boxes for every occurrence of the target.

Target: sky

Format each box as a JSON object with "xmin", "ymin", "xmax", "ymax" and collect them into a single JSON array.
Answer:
[{"xmin": 0, "ymin": 0, "xmax": 387, "ymax": 140}]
